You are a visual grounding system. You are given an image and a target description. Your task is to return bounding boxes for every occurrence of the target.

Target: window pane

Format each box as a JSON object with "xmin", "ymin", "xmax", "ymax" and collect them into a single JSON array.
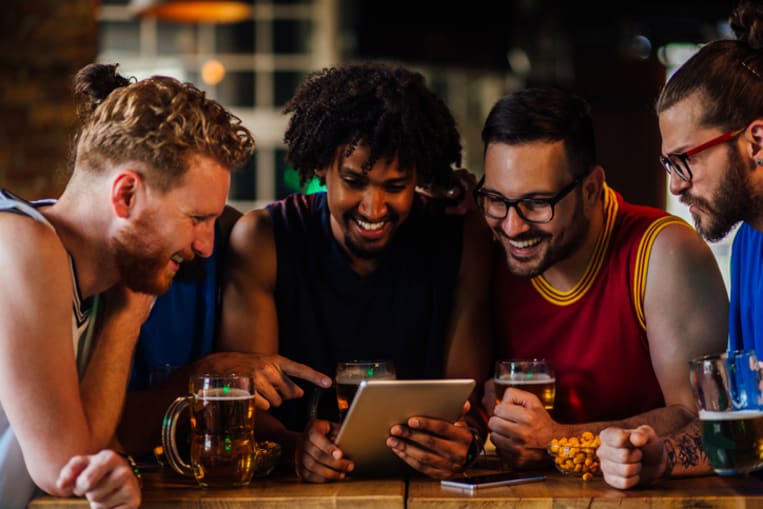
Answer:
[
  {"xmin": 230, "ymin": 154, "xmax": 257, "ymax": 201},
  {"xmin": 157, "ymin": 23, "xmax": 198, "ymax": 55},
  {"xmin": 273, "ymin": 19, "xmax": 313, "ymax": 54},
  {"xmin": 216, "ymin": 20, "xmax": 256, "ymax": 53},
  {"xmin": 218, "ymin": 71, "xmax": 256, "ymax": 107},
  {"xmin": 99, "ymin": 20, "xmax": 140, "ymax": 54},
  {"xmin": 273, "ymin": 71, "xmax": 306, "ymax": 107}
]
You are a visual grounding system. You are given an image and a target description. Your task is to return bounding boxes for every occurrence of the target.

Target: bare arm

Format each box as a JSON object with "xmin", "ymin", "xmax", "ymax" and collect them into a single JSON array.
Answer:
[
  {"xmin": 488, "ymin": 221, "xmax": 728, "ymax": 467},
  {"xmin": 220, "ymin": 209, "xmax": 279, "ymax": 354},
  {"xmin": 598, "ymin": 420, "xmax": 709, "ymax": 489},
  {"xmin": 0, "ymin": 217, "xmax": 148, "ymax": 495}
]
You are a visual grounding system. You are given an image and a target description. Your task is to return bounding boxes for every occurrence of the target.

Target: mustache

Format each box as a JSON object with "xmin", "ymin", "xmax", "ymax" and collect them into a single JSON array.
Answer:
[
  {"xmin": 679, "ymin": 192, "xmax": 714, "ymax": 212},
  {"xmin": 493, "ymin": 225, "xmax": 549, "ymax": 241}
]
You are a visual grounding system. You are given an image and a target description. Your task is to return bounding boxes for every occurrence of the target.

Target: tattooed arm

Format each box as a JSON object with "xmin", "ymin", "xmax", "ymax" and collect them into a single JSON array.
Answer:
[{"xmin": 597, "ymin": 420, "xmax": 710, "ymax": 489}]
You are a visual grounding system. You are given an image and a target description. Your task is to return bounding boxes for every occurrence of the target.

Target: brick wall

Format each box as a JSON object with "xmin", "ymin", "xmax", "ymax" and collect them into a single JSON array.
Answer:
[{"xmin": 0, "ymin": 0, "xmax": 97, "ymax": 200}]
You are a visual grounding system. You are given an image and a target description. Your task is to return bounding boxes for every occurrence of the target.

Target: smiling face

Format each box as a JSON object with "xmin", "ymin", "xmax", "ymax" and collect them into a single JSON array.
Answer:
[
  {"xmin": 318, "ymin": 143, "xmax": 417, "ymax": 273},
  {"xmin": 112, "ymin": 154, "xmax": 230, "ymax": 295},
  {"xmin": 483, "ymin": 140, "xmax": 590, "ymax": 278},
  {"xmin": 660, "ymin": 93, "xmax": 754, "ymax": 242}
]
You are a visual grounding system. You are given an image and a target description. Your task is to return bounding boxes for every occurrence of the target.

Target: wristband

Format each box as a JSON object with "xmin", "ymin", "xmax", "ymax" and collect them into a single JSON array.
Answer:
[
  {"xmin": 117, "ymin": 452, "xmax": 142, "ymax": 485},
  {"xmin": 463, "ymin": 427, "xmax": 485, "ymax": 469}
]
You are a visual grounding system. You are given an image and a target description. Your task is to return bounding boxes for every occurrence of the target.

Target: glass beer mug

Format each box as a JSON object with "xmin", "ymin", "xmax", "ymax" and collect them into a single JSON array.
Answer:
[
  {"xmin": 494, "ymin": 358, "xmax": 556, "ymax": 410},
  {"xmin": 689, "ymin": 350, "xmax": 763, "ymax": 475},
  {"xmin": 162, "ymin": 374, "xmax": 256, "ymax": 488},
  {"xmin": 335, "ymin": 360, "xmax": 396, "ymax": 421}
]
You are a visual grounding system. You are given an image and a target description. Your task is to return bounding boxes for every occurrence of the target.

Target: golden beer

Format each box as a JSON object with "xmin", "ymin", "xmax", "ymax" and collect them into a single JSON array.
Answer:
[
  {"xmin": 190, "ymin": 387, "xmax": 256, "ymax": 488},
  {"xmin": 495, "ymin": 373, "xmax": 556, "ymax": 410},
  {"xmin": 699, "ymin": 410, "xmax": 763, "ymax": 475},
  {"xmin": 335, "ymin": 378, "xmax": 361, "ymax": 422},
  {"xmin": 334, "ymin": 361, "xmax": 395, "ymax": 421}
]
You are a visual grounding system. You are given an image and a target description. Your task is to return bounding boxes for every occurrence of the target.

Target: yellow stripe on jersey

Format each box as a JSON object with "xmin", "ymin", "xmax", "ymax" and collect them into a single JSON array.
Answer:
[
  {"xmin": 632, "ymin": 216, "xmax": 692, "ymax": 330},
  {"xmin": 531, "ymin": 185, "xmax": 619, "ymax": 306}
]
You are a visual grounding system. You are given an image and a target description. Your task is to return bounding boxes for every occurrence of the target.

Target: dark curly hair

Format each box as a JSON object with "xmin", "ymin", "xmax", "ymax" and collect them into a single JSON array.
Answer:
[{"xmin": 283, "ymin": 62, "xmax": 462, "ymax": 188}]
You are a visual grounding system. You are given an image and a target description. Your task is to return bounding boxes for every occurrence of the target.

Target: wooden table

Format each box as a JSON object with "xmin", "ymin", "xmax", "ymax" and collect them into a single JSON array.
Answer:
[
  {"xmin": 28, "ymin": 470, "xmax": 406, "ymax": 509},
  {"xmin": 409, "ymin": 472, "xmax": 763, "ymax": 509},
  {"xmin": 28, "ymin": 467, "xmax": 763, "ymax": 509}
]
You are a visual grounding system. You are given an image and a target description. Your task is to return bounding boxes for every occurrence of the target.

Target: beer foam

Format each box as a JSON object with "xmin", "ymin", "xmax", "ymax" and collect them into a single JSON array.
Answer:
[
  {"xmin": 335, "ymin": 373, "xmax": 395, "ymax": 384},
  {"xmin": 197, "ymin": 387, "xmax": 254, "ymax": 400},
  {"xmin": 496, "ymin": 373, "xmax": 555, "ymax": 384},
  {"xmin": 699, "ymin": 409, "xmax": 763, "ymax": 420}
]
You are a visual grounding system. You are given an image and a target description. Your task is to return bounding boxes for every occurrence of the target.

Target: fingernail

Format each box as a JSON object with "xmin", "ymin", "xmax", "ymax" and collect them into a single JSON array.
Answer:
[
  {"xmin": 387, "ymin": 438, "xmax": 399, "ymax": 447},
  {"xmin": 409, "ymin": 418, "xmax": 420, "ymax": 428},
  {"xmin": 390, "ymin": 425, "xmax": 401, "ymax": 435},
  {"xmin": 332, "ymin": 449, "xmax": 342, "ymax": 460},
  {"xmin": 321, "ymin": 377, "xmax": 332, "ymax": 387}
]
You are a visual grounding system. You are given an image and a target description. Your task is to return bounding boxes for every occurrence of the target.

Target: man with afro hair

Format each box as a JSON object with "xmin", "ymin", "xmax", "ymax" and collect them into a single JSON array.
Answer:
[{"xmin": 221, "ymin": 62, "xmax": 492, "ymax": 482}]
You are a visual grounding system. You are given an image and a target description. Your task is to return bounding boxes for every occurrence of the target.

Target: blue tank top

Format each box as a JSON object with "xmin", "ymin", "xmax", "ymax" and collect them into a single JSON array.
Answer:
[
  {"xmin": 269, "ymin": 192, "xmax": 463, "ymax": 429},
  {"xmin": 729, "ymin": 222, "xmax": 763, "ymax": 354}
]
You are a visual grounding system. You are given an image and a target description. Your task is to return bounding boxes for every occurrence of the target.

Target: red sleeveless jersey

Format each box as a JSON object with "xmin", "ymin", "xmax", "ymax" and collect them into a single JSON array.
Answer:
[{"xmin": 493, "ymin": 185, "xmax": 689, "ymax": 424}]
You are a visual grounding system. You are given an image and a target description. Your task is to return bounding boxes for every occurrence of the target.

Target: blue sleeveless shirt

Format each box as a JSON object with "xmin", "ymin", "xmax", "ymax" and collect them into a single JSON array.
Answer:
[
  {"xmin": 269, "ymin": 192, "xmax": 463, "ymax": 430},
  {"xmin": 729, "ymin": 222, "xmax": 763, "ymax": 354}
]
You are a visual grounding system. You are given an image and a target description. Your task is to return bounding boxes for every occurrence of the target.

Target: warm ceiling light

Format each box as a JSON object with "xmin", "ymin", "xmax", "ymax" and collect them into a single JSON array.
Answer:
[{"xmin": 128, "ymin": 0, "xmax": 253, "ymax": 24}]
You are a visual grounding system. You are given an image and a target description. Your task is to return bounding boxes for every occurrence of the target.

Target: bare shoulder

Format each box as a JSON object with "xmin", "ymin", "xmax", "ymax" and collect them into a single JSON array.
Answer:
[
  {"xmin": 650, "ymin": 220, "xmax": 718, "ymax": 267},
  {"xmin": 0, "ymin": 212, "xmax": 70, "ymax": 276},
  {"xmin": 227, "ymin": 208, "xmax": 276, "ymax": 290}
]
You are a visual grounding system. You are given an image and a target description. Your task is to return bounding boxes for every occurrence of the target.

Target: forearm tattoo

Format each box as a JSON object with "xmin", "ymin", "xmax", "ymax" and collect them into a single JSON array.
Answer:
[{"xmin": 672, "ymin": 421, "xmax": 706, "ymax": 473}]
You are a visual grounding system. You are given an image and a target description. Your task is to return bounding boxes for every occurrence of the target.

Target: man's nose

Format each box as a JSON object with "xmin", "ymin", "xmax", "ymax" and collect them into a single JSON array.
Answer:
[
  {"xmin": 499, "ymin": 205, "xmax": 530, "ymax": 238},
  {"xmin": 359, "ymin": 188, "xmax": 388, "ymax": 218},
  {"xmin": 668, "ymin": 171, "xmax": 690, "ymax": 196},
  {"xmin": 192, "ymin": 222, "xmax": 215, "ymax": 258}
]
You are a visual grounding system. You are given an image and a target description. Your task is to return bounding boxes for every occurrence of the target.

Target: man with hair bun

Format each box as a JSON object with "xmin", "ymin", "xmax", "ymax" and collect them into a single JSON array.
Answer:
[
  {"xmin": 0, "ymin": 62, "xmax": 258, "ymax": 508},
  {"xmin": 221, "ymin": 61, "xmax": 493, "ymax": 482},
  {"xmin": 598, "ymin": 0, "xmax": 763, "ymax": 488}
]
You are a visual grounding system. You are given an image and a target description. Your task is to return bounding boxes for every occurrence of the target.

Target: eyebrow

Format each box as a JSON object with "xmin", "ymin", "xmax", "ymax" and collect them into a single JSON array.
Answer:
[{"xmin": 481, "ymin": 186, "xmax": 557, "ymax": 200}]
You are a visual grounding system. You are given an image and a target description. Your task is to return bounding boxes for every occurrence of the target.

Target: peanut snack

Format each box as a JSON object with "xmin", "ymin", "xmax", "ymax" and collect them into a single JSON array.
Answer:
[{"xmin": 547, "ymin": 431, "xmax": 600, "ymax": 480}]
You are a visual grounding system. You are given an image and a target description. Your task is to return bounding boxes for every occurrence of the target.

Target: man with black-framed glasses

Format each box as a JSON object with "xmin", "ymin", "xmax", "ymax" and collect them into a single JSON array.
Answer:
[
  {"xmin": 599, "ymin": 0, "xmax": 763, "ymax": 490},
  {"xmin": 478, "ymin": 87, "xmax": 728, "ymax": 470}
]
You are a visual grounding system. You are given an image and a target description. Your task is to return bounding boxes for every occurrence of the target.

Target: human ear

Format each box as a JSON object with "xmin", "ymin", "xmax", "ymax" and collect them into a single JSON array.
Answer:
[
  {"xmin": 746, "ymin": 119, "xmax": 763, "ymax": 166},
  {"xmin": 111, "ymin": 170, "xmax": 144, "ymax": 218},
  {"xmin": 582, "ymin": 166, "xmax": 605, "ymax": 206}
]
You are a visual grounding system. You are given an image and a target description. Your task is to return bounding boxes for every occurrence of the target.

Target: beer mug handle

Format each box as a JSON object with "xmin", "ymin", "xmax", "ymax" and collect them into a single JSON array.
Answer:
[{"xmin": 161, "ymin": 395, "xmax": 194, "ymax": 477}]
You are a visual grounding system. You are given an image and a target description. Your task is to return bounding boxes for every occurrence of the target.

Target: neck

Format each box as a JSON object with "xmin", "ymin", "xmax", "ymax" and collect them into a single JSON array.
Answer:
[
  {"xmin": 540, "ymin": 198, "xmax": 605, "ymax": 292},
  {"xmin": 42, "ymin": 194, "xmax": 119, "ymax": 299}
]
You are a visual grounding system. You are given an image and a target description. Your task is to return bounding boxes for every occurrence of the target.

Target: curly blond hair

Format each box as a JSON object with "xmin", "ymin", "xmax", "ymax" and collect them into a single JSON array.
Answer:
[{"xmin": 73, "ymin": 63, "xmax": 255, "ymax": 192}]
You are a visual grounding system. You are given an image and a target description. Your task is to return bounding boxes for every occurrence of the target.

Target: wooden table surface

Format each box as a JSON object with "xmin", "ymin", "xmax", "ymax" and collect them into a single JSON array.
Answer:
[
  {"xmin": 27, "ymin": 467, "xmax": 763, "ymax": 509},
  {"xmin": 409, "ymin": 471, "xmax": 763, "ymax": 509},
  {"xmin": 28, "ymin": 469, "xmax": 406, "ymax": 509}
]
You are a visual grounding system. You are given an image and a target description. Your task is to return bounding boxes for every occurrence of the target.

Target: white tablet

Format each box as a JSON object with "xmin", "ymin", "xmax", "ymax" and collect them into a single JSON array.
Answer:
[{"xmin": 333, "ymin": 378, "xmax": 476, "ymax": 477}]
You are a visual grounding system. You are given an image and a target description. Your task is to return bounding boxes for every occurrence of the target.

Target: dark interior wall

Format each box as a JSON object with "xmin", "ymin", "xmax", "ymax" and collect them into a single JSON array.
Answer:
[
  {"xmin": 0, "ymin": 0, "xmax": 97, "ymax": 200},
  {"xmin": 349, "ymin": 0, "xmax": 733, "ymax": 209}
]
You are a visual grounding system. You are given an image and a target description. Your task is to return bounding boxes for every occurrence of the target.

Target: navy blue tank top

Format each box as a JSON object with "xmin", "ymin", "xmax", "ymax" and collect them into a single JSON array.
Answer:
[{"xmin": 269, "ymin": 192, "xmax": 463, "ymax": 430}]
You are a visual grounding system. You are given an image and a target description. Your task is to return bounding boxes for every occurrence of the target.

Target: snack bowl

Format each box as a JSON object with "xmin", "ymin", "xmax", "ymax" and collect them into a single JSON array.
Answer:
[
  {"xmin": 547, "ymin": 433, "xmax": 600, "ymax": 480},
  {"xmin": 254, "ymin": 441, "xmax": 282, "ymax": 477}
]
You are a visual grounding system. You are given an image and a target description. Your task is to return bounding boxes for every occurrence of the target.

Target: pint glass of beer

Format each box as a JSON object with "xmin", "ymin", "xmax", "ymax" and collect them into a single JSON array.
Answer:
[
  {"xmin": 335, "ymin": 360, "xmax": 396, "ymax": 421},
  {"xmin": 162, "ymin": 374, "xmax": 256, "ymax": 488},
  {"xmin": 494, "ymin": 359, "xmax": 556, "ymax": 410},
  {"xmin": 690, "ymin": 350, "xmax": 763, "ymax": 475}
]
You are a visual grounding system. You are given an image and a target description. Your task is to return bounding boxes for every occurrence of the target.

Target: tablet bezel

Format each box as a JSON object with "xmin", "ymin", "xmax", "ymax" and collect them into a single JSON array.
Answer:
[{"xmin": 333, "ymin": 378, "xmax": 476, "ymax": 477}]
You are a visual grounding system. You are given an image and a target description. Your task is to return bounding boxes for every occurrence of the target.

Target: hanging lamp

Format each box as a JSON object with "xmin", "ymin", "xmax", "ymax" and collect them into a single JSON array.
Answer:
[{"xmin": 128, "ymin": 0, "xmax": 253, "ymax": 23}]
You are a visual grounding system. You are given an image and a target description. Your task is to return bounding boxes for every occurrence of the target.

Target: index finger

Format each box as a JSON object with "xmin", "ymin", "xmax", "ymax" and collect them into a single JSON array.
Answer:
[
  {"xmin": 599, "ymin": 427, "xmax": 635, "ymax": 447},
  {"xmin": 275, "ymin": 357, "xmax": 332, "ymax": 388}
]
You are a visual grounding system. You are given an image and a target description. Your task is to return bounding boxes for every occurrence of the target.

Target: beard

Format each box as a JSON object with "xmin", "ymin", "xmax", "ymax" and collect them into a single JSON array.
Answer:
[
  {"xmin": 682, "ymin": 147, "xmax": 759, "ymax": 242},
  {"xmin": 110, "ymin": 211, "xmax": 181, "ymax": 295},
  {"xmin": 498, "ymin": 193, "xmax": 590, "ymax": 278}
]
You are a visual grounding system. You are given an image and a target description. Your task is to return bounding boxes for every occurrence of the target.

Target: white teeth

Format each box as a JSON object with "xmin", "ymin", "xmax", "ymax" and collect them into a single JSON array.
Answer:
[
  {"xmin": 356, "ymin": 218, "xmax": 385, "ymax": 231},
  {"xmin": 171, "ymin": 255, "xmax": 184, "ymax": 264},
  {"xmin": 509, "ymin": 237, "xmax": 542, "ymax": 249}
]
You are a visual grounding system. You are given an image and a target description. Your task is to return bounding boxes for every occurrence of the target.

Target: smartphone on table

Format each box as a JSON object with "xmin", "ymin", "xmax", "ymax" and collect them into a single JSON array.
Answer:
[{"xmin": 441, "ymin": 472, "xmax": 545, "ymax": 492}]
